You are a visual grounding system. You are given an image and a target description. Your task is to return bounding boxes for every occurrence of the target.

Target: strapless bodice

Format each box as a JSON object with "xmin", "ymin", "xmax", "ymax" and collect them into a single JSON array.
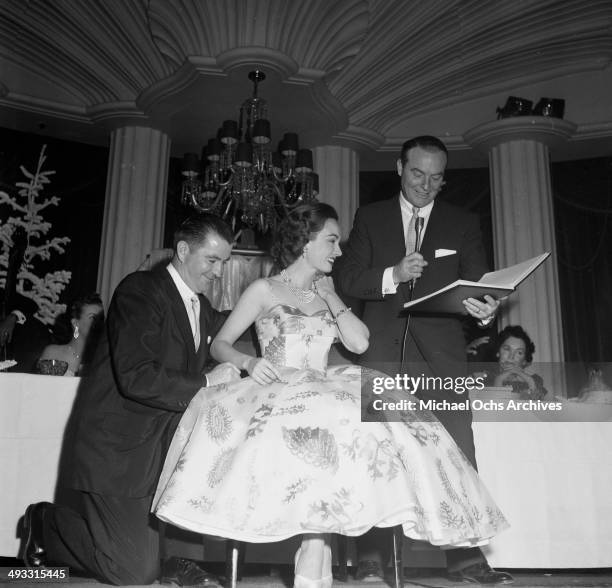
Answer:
[{"xmin": 255, "ymin": 304, "xmax": 337, "ymax": 371}]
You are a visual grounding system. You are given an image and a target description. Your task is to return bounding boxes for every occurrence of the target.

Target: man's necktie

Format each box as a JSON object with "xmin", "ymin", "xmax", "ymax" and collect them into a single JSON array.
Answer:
[
  {"xmin": 191, "ymin": 296, "xmax": 200, "ymax": 351},
  {"xmin": 405, "ymin": 206, "xmax": 420, "ymax": 254}
]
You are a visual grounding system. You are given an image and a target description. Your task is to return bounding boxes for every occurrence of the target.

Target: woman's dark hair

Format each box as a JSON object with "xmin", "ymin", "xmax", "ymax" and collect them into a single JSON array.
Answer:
[
  {"xmin": 173, "ymin": 213, "xmax": 234, "ymax": 250},
  {"xmin": 271, "ymin": 202, "xmax": 339, "ymax": 268},
  {"xmin": 52, "ymin": 293, "xmax": 103, "ymax": 344},
  {"xmin": 496, "ymin": 325, "xmax": 536, "ymax": 363},
  {"xmin": 70, "ymin": 292, "xmax": 103, "ymax": 321}
]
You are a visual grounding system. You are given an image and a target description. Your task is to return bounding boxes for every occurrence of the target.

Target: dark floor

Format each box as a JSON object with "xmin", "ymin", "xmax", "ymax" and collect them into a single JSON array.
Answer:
[{"xmin": 2, "ymin": 558, "xmax": 611, "ymax": 588}]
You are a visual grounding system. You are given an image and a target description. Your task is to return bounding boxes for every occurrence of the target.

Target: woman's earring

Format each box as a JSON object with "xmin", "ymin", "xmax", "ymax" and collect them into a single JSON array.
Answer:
[{"xmin": 73, "ymin": 325, "xmax": 80, "ymax": 340}]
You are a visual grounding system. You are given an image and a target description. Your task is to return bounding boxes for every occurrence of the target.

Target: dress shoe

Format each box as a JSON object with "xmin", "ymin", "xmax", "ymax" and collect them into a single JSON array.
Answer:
[
  {"xmin": 448, "ymin": 563, "xmax": 514, "ymax": 584},
  {"xmin": 161, "ymin": 557, "xmax": 222, "ymax": 587},
  {"xmin": 21, "ymin": 502, "xmax": 52, "ymax": 567},
  {"xmin": 354, "ymin": 560, "xmax": 384, "ymax": 582}
]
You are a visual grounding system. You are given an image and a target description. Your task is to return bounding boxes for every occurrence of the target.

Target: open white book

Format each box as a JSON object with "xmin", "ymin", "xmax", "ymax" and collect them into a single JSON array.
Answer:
[{"xmin": 403, "ymin": 252, "xmax": 550, "ymax": 314}]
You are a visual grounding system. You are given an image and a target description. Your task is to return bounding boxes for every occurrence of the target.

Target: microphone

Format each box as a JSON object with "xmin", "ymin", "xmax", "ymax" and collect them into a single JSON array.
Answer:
[
  {"xmin": 408, "ymin": 216, "xmax": 424, "ymax": 298},
  {"xmin": 414, "ymin": 216, "xmax": 424, "ymax": 253}
]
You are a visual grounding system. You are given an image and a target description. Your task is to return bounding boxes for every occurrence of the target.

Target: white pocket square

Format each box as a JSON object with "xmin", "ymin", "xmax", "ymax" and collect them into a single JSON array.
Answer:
[
  {"xmin": 207, "ymin": 336, "xmax": 212, "ymax": 344},
  {"xmin": 435, "ymin": 248, "xmax": 456, "ymax": 258}
]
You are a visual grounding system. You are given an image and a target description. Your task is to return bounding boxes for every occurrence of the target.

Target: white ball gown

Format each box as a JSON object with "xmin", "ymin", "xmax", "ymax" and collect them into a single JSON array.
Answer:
[{"xmin": 153, "ymin": 293, "xmax": 508, "ymax": 547}]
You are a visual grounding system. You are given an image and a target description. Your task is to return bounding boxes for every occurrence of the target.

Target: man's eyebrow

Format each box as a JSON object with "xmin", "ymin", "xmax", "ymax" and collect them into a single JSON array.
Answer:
[{"xmin": 410, "ymin": 166, "xmax": 443, "ymax": 175}]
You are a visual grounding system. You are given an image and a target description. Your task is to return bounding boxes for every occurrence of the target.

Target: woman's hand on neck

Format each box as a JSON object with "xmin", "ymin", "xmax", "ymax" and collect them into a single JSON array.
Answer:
[{"xmin": 284, "ymin": 258, "xmax": 319, "ymax": 290}]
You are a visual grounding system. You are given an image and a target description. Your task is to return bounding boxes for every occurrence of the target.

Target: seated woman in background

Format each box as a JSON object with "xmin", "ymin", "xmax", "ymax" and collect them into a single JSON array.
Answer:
[
  {"xmin": 37, "ymin": 293, "xmax": 104, "ymax": 376},
  {"xmin": 488, "ymin": 325, "xmax": 547, "ymax": 400}
]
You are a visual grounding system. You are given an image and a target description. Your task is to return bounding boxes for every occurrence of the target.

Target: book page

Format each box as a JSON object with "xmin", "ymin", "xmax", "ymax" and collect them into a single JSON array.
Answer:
[{"xmin": 479, "ymin": 253, "xmax": 550, "ymax": 288}]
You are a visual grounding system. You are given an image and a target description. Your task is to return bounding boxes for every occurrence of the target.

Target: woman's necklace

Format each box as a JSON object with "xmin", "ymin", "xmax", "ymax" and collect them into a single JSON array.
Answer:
[
  {"xmin": 68, "ymin": 341, "xmax": 81, "ymax": 361},
  {"xmin": 280, "ymin": 269, "xmax": 316, "ymax": 303}
]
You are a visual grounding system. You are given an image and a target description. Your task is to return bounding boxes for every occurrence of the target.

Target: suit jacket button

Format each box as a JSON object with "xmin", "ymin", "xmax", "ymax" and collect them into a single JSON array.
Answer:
[{"xmin": 394, "ymin": 339, "xmax": 399, "ymax": 345}]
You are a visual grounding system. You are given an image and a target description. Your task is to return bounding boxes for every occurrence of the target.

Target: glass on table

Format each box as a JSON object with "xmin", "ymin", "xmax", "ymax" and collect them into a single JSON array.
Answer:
[{"xmin": 36, "ymin": 359, "xmax": 69, "ymax": 376}]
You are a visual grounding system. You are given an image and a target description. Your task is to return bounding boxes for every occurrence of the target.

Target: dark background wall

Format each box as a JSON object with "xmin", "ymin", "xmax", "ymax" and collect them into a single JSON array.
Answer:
[
  {"xmin": 551, "ymin": 157, "xmax": 612, "ymax": 363},
  {"xmin": 0, "ymin": 127, "xmax": 108, "ymax": 305}
]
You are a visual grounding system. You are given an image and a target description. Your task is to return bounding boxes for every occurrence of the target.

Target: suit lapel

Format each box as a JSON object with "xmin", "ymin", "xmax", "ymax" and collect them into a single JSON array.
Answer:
[
  {"xmin": 196, "ymin": 293, "xmax": 211, "ymax": 373},
  {"xmin": 379, "ymin": 197, "xmax": 405, "ymax": 264},
  {"xmin": 412, "ymin": 201, "xmax": 450, "ymax": 298},
  {"xmin": 419, "ymin": 201, "xmax": 447, "ymax": 266},
  {"xmin": 157, "ymin": 267, "xmax": 197, "ymax": 364},
  {"xmin": 397, "ymin": 200, "xmax": 449, "ymax": 302}
]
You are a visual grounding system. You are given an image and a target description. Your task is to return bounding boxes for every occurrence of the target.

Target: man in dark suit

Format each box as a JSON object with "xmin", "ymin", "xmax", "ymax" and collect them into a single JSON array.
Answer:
[
  {"xmin": 337, "ymin": 136, "xmax": 512, "ymax": 584},
  {"xmin": 20, "ymin": 214, "xmax": 240, "ymax": 586}
]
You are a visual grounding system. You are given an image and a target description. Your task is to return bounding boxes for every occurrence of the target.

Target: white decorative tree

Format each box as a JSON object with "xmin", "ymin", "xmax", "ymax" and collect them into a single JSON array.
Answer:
[{"xmin": 0, "ymin": 145, "xmax": 71, "ymax": 324}]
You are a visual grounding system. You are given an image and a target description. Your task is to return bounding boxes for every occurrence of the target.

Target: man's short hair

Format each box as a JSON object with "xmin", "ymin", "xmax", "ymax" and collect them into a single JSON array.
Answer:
[
  {"xmin": 173, "ymin": 213, "xmax": 234, "ymax": 250},
  {"xmin": 400, "ymin": 135, "xmax": 448, "ymax": 163}
]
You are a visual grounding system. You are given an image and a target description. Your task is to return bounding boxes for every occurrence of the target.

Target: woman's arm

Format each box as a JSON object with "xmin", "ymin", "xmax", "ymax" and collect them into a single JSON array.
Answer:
[
  {"xmin": 494, "ymin": 366, "xmax": 547, "ymax": 398},
  {"xmin": 315, "ymin": 276, "xmax": 369, "ymax": 354},
  {"xmin": 211, "ymin": 279, "xmax": 281, "ymax": 385}
]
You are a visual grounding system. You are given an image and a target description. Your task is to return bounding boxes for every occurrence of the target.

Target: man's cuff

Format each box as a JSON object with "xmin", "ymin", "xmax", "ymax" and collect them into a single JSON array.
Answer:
[
  {"xmin": 382, "ymin": 267, "xmax": 398, "ymax": 296},
  {"xmin": 203, "ymin": 374, "xmax": 208, "ymax": 387},
  {"xmin": 477, "ymin": 314, "xmax": 495, "ymax": 328},
  {"xmin": 11, "ymin": 310, "xmax": 26, "ymax": 324}
]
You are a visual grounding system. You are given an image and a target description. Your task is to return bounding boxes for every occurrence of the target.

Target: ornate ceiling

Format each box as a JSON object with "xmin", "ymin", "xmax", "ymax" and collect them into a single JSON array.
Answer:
[{"xmin": 1, "ymin": 0, "xmax": 611, "ymax": 169}]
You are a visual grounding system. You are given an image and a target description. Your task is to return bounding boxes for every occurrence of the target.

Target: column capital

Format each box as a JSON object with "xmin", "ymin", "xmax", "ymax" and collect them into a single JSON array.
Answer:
[{"xmin": 465, "ymin": 116, "xmax": 577, "ymax": 152}]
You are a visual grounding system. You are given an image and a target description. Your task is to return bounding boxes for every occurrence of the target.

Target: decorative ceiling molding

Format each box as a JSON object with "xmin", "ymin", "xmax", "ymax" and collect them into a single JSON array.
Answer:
[
  {"xmin": 0, "ymin": 0, "xmax": 611, "ymax": 165},
  {"xmin": 216, "ymin": 48, "xmax": 299, "ymax": 78},
  {"xmin": 147, "ymin": 0, "xmax": 370, "ymax": 77},
  {"xmin": 329, "ymin": 0, "xmax": 612, "ymax": 131},
  {"xmin": 0, "ymin": 0, "xmax": 172, "ymax": 105},
  {"xmin": 136, "ymin": 59, "xmax": 214, "ymax": 115},
  {"xmin": 87, "ymin": 102, "xmax": 150, "ymax": 129},
  {"xmin": 464, "ymin": 116, "xmax": 577, "ymax": 152},
  {"xmin": 136, "ymin": 49, "xmax": 348, "ymax": 148},
  {"xmin": 0, "ymin": 93, "xmax": 89, "ymax": 123},
  {"xmin": 383, "ymin": 120, "xmax": 612, "ymax": 155},
  {"xmin": 573, "ymin": 121, "xmax": 612, "ymax": 141},
  {"xmin": 332, "ymin": 125, "xmax": 385, "ymax": 152}
]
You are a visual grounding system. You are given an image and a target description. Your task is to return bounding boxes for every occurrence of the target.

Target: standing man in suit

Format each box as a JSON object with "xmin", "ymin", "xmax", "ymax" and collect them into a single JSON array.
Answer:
[
  {"xmin": 21, "ymin": 214, "xmax": 240, "ymax": 586},
  {"xmin": 336, "ymin": 136, "xmax": 512, "ymax": 584}
]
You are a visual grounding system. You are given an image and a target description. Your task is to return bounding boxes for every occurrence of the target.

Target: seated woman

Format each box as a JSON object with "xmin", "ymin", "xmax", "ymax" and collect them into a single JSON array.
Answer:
[
  {"xmin": 488, "ymin": 325, "xmax": 547, "ymax": 400},
  {"xmin": 153, "ymin": 203, "xmax": 508, "ymax": 588},
  {"xmin": 37, "ymin": 293, "xmax": 104, "ymax": 376}
]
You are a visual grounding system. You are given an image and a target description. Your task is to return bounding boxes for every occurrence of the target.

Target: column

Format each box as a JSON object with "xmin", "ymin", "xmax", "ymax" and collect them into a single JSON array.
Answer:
[
  {"xmin": 312, "ymin": 145, "xmax": 359, "ymax": 241},
  {"xmin": 97, "ymin": 126, "xmax": 170, "ymax": 305},
  {"xmin": 465, "ymin": 117, "xmax": 576, "ymax": 364}
]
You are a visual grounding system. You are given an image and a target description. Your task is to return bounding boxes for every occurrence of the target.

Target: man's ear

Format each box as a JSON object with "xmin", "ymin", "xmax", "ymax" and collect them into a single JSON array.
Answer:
[
  {"xmin": 176, "ymin": 240, "xmax": 190, "ymax": 262},
  {"xmin": 396, "ymin": 158, "xmax": 403, "ymax": 177}
]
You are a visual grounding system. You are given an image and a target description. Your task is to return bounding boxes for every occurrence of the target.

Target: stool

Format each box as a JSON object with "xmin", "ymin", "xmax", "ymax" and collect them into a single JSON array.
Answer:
[
  {"xmin": 225, "ymin": 539, "xmax": 246, "ymax": 588},
  {"xmin": 159, "ymin": 523, "xmax": 402, "ymax": 588},
  {"xmin": 224, "ymin": 532, "xmax": 404, "ymax": 588}
]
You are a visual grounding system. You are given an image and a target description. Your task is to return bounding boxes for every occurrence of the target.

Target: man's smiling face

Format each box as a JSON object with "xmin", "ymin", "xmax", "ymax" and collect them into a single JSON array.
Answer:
[{"xmin": 397, "ymin": 146, "xmax": 447, "ymax": 208}]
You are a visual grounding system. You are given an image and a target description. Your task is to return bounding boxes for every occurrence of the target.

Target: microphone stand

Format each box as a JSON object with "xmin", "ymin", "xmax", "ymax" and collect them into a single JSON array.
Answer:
[{"xmin": 401, "ymin": 216, "xmax": 424, "ymax": 371}]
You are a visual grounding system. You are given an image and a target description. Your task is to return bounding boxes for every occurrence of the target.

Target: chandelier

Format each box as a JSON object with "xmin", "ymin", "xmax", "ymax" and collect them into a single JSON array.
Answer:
[{"xmin": 181, "ymin": 70, "xmax": 318, "ymax": 235}]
